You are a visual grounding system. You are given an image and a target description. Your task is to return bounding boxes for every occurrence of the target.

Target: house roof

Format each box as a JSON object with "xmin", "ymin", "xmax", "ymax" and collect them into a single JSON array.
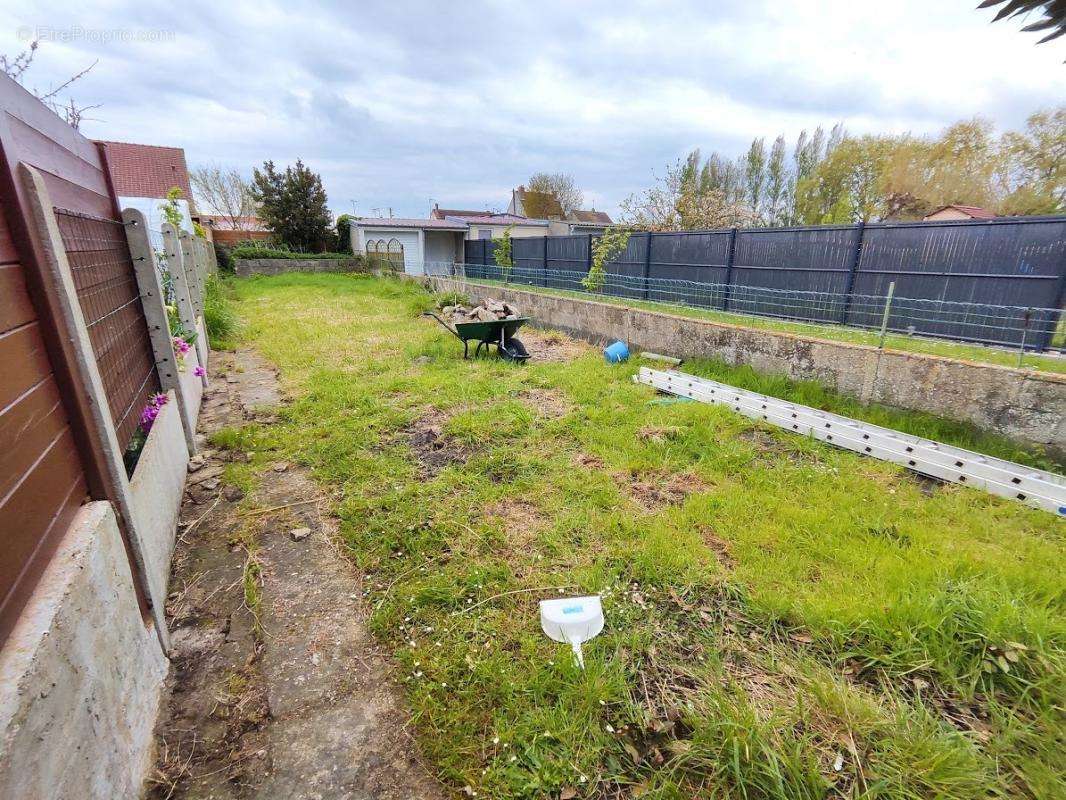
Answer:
[
  {"xmin": 445, "ymin": 213, "xmax": 546, "ymax": 227},
  {"xmin": 568, "ymin": 210, "xmax": 613, "ymax": 225},
  {"xmin": 514, "ymin": 186, "xmax": 564, "ymax": 218},
  {"xmin": 430, "ymin": 207, "xmax": 492, "ymax": 220},
  {"xmin": 355, "ymin": 217, "xmax": 468, "ymax": 231},
  {"xmin": 96, "ymin": 140, "xmax": 193, "ymax": 203},
  {"xmin": 924, "ymin": 204, "xmax": 996, "ymax": 220}
]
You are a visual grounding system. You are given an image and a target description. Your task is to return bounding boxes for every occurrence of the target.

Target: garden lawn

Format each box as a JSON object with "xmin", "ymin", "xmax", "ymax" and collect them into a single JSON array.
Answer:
[{"xmin": 217, "ymin": 273, "xmax": 1064, "ymax": 800}]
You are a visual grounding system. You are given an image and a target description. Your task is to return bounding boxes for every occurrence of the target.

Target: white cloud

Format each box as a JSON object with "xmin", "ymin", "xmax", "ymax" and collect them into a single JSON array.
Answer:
[{"xmin": 0, "ymin": 0, "xmax": 1061, "ymax": 218}]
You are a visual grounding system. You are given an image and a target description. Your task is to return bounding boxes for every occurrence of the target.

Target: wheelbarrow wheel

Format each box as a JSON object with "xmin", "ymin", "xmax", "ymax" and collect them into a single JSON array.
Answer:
[{"xmin": 499, "ymin": 336, "xmax": 530, "ymax": 363}]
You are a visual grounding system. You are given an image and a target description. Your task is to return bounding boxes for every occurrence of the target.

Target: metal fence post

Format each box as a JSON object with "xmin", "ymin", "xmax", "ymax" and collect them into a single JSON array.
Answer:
[
  {"xmin": 723, "ymin": 227, "xmax": 738, "ymax": 310},
  {"xmin": 642, "ymin": 231, "xmax": 653, "ymax": 301},
  {"xmin": 20, "ymin": 164, "xmax": 170, "ymax": 653},
  {"xmin": 586, "ymin": 233, "xmax": 593, "ymax": 286},
  {"xmin": 123, "ymin": 208, "xmax": 197, "ymax": 456},
  {"xmin": 1018, "ymin": 307, "xmax": 1032, "ymax": 368},
  {"xmin": 162, "ymin": 223, "xmax": 207, "ymax": 384},
  {"xmin": 878, "ymin": 281, "xmax": 896, "ymax": 349},
  {"xmin": 543, "ymin": 234, "xmax": 549, "ymax": 288},
  {"xmin": 842, "ymin": 221, "xmax": 865, "ymax": 324}
]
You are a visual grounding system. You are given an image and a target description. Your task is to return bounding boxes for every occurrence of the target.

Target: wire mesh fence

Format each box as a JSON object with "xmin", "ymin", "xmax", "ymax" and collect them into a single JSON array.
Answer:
[
  {"xmin": 55, "ymin": 208, "xmax": 161, "ymax": 450},
  {"xmin": 426, "ymin": 261, "xmax": 1064, "ymax": 356}
]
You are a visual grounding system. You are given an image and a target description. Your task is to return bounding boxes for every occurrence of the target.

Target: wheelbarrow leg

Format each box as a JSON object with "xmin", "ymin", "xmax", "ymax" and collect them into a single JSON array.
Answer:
[{"xmin": 463, "ymin": 340, "xmax": 469, "ymax": 359}]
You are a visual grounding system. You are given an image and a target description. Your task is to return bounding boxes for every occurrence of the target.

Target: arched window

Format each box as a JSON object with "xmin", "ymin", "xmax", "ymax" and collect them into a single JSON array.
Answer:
[{"xmin": 386, "ymin": 238, "xmax": 404, "ymax": 272}]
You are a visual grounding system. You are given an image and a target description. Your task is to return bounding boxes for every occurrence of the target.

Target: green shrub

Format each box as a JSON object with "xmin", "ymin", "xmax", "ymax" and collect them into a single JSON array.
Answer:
[
  {"xmin": 204, "ymin": 274, "xmax": 238, "ymax": 348},
  {"xmin": 435, "ymin": 290, "xmax": 470, "ymax": 309}
]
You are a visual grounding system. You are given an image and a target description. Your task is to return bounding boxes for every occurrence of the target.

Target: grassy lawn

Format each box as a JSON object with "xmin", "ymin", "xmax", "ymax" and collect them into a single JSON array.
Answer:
[
  {"xmin": 218, "ymin": 273, "xmax": 1063, "ymax": 799},
  {"xmin": 459, "ymin": 277, "xmax": 1066, "ymax": 375}
]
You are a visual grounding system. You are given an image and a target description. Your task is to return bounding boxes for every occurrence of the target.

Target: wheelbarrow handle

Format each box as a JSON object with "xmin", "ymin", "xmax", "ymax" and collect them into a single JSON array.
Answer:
[{"xmin": 422, "ymin": 311, "xmax": 461, "ymax": 340}]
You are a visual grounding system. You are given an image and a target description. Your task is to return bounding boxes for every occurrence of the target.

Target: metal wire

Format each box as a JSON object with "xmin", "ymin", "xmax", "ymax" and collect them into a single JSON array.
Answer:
[
  {"xmin": 55, "ymin": 208, "xmax": 161, "ymax": 450},
  {"xmin": 424, "ymin": 261, "xmax": 1064, "ymax": 355}
]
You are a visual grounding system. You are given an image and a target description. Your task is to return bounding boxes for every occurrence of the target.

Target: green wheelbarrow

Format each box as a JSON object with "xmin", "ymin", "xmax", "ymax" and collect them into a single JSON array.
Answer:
[{"xmin": 424, "ymin": 312, "xmax": 531, "ymax": 362}]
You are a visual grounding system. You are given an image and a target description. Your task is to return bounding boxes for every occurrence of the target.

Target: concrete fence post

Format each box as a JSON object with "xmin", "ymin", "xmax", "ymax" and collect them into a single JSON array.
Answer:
[
  {"xmin": 163, "ymin": 224, "xmax": 208, "ymax": 382},
  {"xmin": 19, "ymin": 164, "xmax": 170, "ymax": 653},
  {"xmin": 179, "ymin": 230, "xmax": 204, "ymax": 319},
  {"xmin": 123, "ymin": 208, "xmax": 197, "ymax": 456}
]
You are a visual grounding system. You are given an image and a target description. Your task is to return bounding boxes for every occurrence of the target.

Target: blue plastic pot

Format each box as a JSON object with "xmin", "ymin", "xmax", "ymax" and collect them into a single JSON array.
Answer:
[{"xmin": 604, "ymin": 340, "xmax": 630, "ymax": 363}]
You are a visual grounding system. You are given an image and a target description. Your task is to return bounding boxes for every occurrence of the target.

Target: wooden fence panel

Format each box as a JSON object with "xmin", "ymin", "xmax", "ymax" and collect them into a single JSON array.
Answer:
[{"xmin": 0, "ymin": 73, "xmax": 158, "ymax": 644}]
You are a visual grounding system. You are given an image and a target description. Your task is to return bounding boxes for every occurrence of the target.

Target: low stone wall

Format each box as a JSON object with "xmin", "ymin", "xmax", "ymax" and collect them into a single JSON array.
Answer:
[
  {"xmin": 234, "ymin": 257, "xmax": 364, "ymax": 277},
  {"xmin": 431, "ymin": 278, "xmax": 1066, "ymax": 453},
  {"xmin": 0, "ymin": 502, "xmax": 168, "ymax": 799}
]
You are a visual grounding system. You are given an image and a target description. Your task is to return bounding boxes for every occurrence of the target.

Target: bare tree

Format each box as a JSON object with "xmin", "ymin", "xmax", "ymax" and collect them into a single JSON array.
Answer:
[
  {"xmin": 190, "ymin": 165, "xmax": 259, "ymax": 229},
  {"xmin": 1, "ymin": 39, "xmax": 99, "ymax": 129},
  {"xmin": 527, "ymin": 172, "xmax": 584, "ymax": 216}
]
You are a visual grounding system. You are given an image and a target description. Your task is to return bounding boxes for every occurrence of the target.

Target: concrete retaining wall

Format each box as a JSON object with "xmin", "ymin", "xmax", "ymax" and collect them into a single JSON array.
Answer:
[
  {"xmin": 0, "ymin": 502, "xmax": 167, "ymax": 800},
  {"xmin": 431, "ymin": 278, "xmax": 1066, "ymax": 453},
  {"xmin": 234, "ymin": 257, "xmax": 365, "ymax": 277},
  {"xmin": 130, "ymin": 391, "xmax": 190, "ymax": 610}
]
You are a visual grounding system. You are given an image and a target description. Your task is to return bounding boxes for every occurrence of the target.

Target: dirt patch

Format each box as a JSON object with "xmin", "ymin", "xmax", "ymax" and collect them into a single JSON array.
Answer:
[
  {"xmin": 638, "ymin": 425, "xmax": 684, "ymax": 444},
  {"xmin": 520, "ymin": 387, "xmax": 572, "ymax": 417},
  {"xmin": 616, "ymin": 470, "xmax": 712, "ymax": 512},
  {"xmin": 149, "ymin": 348, "xmax": 445, "ymax": 800},
  {"xmin": 484, "ymin": 497, "xmax": 547, "ymax": 532},
  {"xmin": 401, "ymin": 408, "xmax": 471, "ymax": 477},
  {"xmin": 520, "ymin": 328, "xmax": 590, "ymax": 362},
  {"xmin": 573, "ymin": 452, "xmax": 605, "ymax": 470},
  {"xmin": 696, "ymin": 523, "xmax": 736, "ymax": 569}
]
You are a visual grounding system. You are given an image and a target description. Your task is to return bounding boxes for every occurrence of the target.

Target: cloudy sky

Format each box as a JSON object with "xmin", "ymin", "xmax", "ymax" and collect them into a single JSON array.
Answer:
[{"xmin": 2, "ymin": 1, "xmax": 1062, "ymax": 218}]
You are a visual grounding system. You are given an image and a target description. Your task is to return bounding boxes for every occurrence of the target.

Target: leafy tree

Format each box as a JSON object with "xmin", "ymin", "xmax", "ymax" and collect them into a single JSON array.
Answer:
[
  {"xmin": 620, "ymin": 156, "xmax": 754, "ymax": 231},
  {"xmin": 582, "ymin": 227, "xmax": 631, "ymax": 293},
  {"xmin": 335, "ymin": 213, "xmax": 354, "ymax": 253},
  {"xmin": 744, "ymin": 138, "xmax": 766, "ymax": 219},
  {"xmin": 764, "ymin": 136, "xmax": 790, "ymax": 225},
  {"xmin": 493, "ymin": 225, "xmax": 514, "ymax": 281},
  {"xmin": 251, "ymin": 159, "xmax": 332, "ymax": 252},
  {"xmin": 1000, "ymin": 108, "xmax": 1065, "ymax": 214},
  {"xmin": 526, "ymin": 172, "xmax": 583, "ymax": 216}
]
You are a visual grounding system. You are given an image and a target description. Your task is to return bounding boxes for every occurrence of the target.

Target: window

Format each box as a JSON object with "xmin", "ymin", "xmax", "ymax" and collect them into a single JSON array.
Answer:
[{"xmin": 478, "ymin": 228, "xmax": 493, "ymax": 240}]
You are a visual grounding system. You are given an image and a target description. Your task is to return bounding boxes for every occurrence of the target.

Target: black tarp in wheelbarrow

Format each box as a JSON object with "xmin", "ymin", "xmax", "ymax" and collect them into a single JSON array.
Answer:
[{"xmin": 424, "ymin": 312, "xmax": 531, "ymax": 361}]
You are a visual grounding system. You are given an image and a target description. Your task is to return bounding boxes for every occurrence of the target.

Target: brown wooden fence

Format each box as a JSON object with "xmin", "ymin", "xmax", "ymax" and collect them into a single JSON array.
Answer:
[{"xmin": 0, "ymin": 74, "xmax": 160, "ymax": 644}]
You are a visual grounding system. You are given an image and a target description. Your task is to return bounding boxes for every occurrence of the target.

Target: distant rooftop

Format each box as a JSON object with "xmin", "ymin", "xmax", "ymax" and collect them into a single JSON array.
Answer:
[
  {"xmin": 445, "ymin": 213, "xmax": 546, "ymax": 226},
  {"xmin": 354, "ymin": 217, "xmax": 468, "ymax": 230},
  {"xmin": 96, "ymin": 140, "xmax": 193, "ymax": 203},
  {"xmin": 923, "ymin": 204, "xmax": 996, "ymax": 221},
  {"xmin": 568, "ymin": 209, "xmax": 613, "ymax": 225}
]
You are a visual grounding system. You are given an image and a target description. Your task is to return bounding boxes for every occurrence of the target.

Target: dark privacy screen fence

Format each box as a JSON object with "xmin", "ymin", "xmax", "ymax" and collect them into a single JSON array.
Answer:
[{"xmin": 462, "ymin": 216, "xmax": 1066, "ymax": 350}]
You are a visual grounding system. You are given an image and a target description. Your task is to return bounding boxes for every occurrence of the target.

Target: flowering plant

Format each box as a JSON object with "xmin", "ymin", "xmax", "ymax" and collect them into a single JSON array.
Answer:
[
  {"xmin": 173, "ymin": 336, "xmax": 192, "ymax": 371},
  {"xmin": 194, "ymin": 365, "xmax": 206, "ymax": 377},
  {"xmin": 139, "ymin": 393, "xmax": 169, "ymax": 433}
]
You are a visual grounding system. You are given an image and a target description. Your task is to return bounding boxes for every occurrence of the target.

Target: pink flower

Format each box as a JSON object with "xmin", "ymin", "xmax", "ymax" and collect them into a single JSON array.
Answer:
[
  {"xmin": 172, "ymin": 336, "xmax": 191, "ymax": 355},
  {"xmin": 194, "ymin": 365, "xmax": 206, "ymax": 377}
]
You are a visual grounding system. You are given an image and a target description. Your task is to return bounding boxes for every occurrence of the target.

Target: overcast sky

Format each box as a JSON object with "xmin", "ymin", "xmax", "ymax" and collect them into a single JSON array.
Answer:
[{"xmin": 2, "ymin": 1, "xmax": 1063, "ymax": 218}]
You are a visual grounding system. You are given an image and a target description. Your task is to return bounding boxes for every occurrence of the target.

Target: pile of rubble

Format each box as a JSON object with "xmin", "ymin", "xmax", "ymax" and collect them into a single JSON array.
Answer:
[{"xmin": 441, "ymin": 298, "xmax": 520, "ymax": 323}]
